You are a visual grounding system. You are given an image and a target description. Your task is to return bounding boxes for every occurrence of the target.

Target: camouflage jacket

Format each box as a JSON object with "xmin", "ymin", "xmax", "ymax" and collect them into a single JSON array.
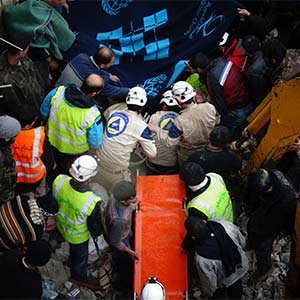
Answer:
[
  {"xmin": 0, "ymin": 52, "xmax": 46, "ymax": 119},
  {"xmin": 272, "ymin": 49, "xmax": 300, "ymax": 85},
  {"xmin": 0, "ymin": 145, "xmax": 17, "ymax": 203}
]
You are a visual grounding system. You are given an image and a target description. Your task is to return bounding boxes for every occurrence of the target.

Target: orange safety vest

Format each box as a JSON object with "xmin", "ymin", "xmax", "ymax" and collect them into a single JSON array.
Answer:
[{"xmin": 11, "ymin": 126, "xmax": 46, "ymax": 184}]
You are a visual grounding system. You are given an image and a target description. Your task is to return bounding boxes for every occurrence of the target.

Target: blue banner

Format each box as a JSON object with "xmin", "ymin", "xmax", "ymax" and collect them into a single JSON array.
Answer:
[{"xmin": 64, "ymin": 0, "xmax": 240, "ymax": 98}]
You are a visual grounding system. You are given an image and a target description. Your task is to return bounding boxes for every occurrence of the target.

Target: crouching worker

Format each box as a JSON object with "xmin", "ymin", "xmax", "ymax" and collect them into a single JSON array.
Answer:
[
  {"xmin": 103, "ymin": 181, "xmax": 139, "ymax": 299},
  {"xmin": 52, "ymin": 155, "xmax": 103, "ymax": 290},
  {"xmin": 182, "ymin": 215, "xmax": 248, "ymax": 299}
]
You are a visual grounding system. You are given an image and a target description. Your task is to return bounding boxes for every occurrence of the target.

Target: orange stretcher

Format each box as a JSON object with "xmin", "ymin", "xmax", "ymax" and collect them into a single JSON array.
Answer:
[{"xmin": 133, "ymin": 174, "xmax": 188, "ymax": 300}]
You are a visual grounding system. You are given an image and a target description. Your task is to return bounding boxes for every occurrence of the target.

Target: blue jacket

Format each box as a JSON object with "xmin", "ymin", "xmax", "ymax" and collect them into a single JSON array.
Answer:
[
  {"xmin": 40, "ymin": 85, "xmax": 103, "ymax": 149},
  {"xmin": 56, "ymin": 53, "xmax": 129, "ymax": 98}
]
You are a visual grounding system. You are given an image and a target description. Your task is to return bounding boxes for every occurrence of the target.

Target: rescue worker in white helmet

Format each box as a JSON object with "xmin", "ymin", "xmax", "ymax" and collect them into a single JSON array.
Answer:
[
  {"xmin": 52, "ymin": 155, "xmax": 103, "ymax": 290},
  {"xmin": 148, "ymin": 81, "xmax": 219, "ymax": 166},
  {"xmin": 146, "ymin": 90, "xmax": 179, "ymax": 175},
  {"xmin": 180, "ymin": 161, "xmax": 233, "ymax": 222},
  {"xmin": 141, "ymin": 277, "xmax": 166, "ymax": 300},
  {"xmin": 96, "ymin": 86, "xmax": 156, "ymax": 190}
]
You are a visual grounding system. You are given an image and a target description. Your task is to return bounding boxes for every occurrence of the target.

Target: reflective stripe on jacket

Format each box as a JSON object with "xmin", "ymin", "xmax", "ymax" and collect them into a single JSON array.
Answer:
[
  {"xmin": 187, "ymin": 173, "xmax": 233, "ymax": 222},
  {"xmin": 47, "ymin": 86, "xmax": 100, "ymax": 154},
  {"xmin": 12, "ymin": 126, "xmax": 46, "ymax": 184},
  {"xmin": 53, "ymin": 175, "xmax": 101, "ymax": 244}
]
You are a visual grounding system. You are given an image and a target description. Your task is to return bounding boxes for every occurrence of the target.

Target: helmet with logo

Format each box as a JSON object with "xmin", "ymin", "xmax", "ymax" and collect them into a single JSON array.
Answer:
[
  {"xmin": 160, "ymin": 90, "xmax": 178, "ymax": 107},
  {"xmin": 141, "ymin": 277, "xmax": 165, "ymax": 300},
  {"xmin": 172, "ymin": 81, "xmax": 196, "ymax": 104},
  {"xmin": 126, "ymin": 86, "xmax": 147, "ymax": 106},
  {"xmin": 69, "ymin": 155, "xmax": 98, "ymax": 182}
]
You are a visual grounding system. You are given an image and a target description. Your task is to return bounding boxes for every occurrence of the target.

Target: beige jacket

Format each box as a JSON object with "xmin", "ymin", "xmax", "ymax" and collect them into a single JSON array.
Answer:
[
  {"xmin": 97, "ymin": 109, "xmax": 156, "ymax": 170},
  {"xmin": 149, "ymin": 110, "xmax": 178, "ymax": 167}
]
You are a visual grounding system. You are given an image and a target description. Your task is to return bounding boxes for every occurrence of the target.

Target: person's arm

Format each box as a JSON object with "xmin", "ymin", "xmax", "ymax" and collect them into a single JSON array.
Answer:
[
  {"xmin": 101, "ymin": 82, "xmax": 130, "ymax": 98},
  {"xmin": 40, "ymin": 87, "xmax": 58, "ymax": 120},
  {"xmin": 87, "ymin": 201, "xmax": 103, "ymax": 238},
  {"xmin": 138, "ymin": 127, "xmax": 157, "ymax": 159},
  {"xmin": 40, "ymin": 136, "xmax": 55, "ymax": 172},
  {"xmin": 87, "ymin": 115, "xmax": 103, "ymax": 149},
  {"xmin": 149, "ymin": 118, "xmax": 183, "ymax": 148}
]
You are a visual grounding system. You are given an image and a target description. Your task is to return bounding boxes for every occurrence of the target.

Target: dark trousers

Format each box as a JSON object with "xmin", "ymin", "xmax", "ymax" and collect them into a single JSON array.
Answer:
[
  {"xmin": 69, "ymin": 240, "xmax": 89, "ymax": 280},
  {"xmin": 211, "ymin": 279, "xmax": 243, "ymax": 300},
  {"xmin": 254, "ymin": 236, "xmax": 276, "ymax": 273}
]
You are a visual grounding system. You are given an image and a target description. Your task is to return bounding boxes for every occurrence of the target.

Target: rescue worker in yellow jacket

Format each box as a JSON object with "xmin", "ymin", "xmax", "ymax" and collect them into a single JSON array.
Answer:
[
  {"xmin": 40, "ymin": 74, "xmax": 104, "ymax": 174},
  {"xmin": 148, "ymin": 81, "xmax": 219, "ymax": 166},
  {"xmin": 11, "ymin": 106, "xmax": 55, "ymax": 197},
  {"xmin": 52, "ymin": 155, "xmax": 103, "ymax": 290},
  {"xmin": 180, "ymin": 162, "xmax": 233, "ymax": 222}
]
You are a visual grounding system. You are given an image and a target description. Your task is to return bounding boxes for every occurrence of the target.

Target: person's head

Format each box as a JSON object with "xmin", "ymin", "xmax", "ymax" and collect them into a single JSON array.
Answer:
[
  {"xmin": 0, "ymin": 115, "xmax": 21, "ymax": 144},
  {"xmin": 159, "ymin": 90, "xmax": 179, "ymax": 112},
  {"xmin": 93, "ymin": 46, "xmax": 116, "ymax": 69},
  {"xmin": 69, "ymin": 155, "xmax": 98, "ymax": 183},
  {"xmin": 18, "ymin": 105, "xmax": 39, "ymax": 129},
  {"xmin": 261, "ymin": 39, "xmax": 286, "ymax": 66},
  {"xmin": 242, "ymin": 35, "xmax": 260, "ymax": 55},
  {"xmin": 209, "ymin": 125, "xmax": 232, "ymax": 148},
  {"xmin": 247, "ymin": 168, "xmax": 272, "ymax": 194},
  {"xmin": 189, "ymin": 52, "xmax": 210, "ymax": 73},
  {"xmin": 24, "ymin": 239, "xmax": 51, "ymax": 267},
  {"xmin": 6, "ymin": 33, "xmax": 31, "ymax": 58},
  {"xmin": 172, "ymin": 81, "xmax": 196, "ymax": 107},
  {"xmin": 126, "ymin": 86, "xmax": 147, "ymax": 112},
  {"xmin": 184, "ymin": 215, "xmax": 210, "ymax": 239},
  {"xmin": 112, "ymin": 181, "xmax": 136, "ymax": 206},
  {"xmin": 141, "ymin": 277, "xmax": 166, "ymax": 300},
  {"xmin": 180, "ymin": 162, "xmax": 207, "ymax": 191},
  {"xmin": 80, "ymin": 74, "xmax": 104, "ymax": 97}
]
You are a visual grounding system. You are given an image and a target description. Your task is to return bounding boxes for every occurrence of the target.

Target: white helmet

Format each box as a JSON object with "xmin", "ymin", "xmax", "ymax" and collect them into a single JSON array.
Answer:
[
  {"xmin": 141, "ymin": 278, "xmax": 165, "ymax": 300},
  {"xmin": 172, "ymin": 81, "xmax": 196, "ymax": 104},
  {"xmin": 159, "ymin": 90, "xmax": 178, "ymax": 107},
  {"xmin": 126, "ymin": 86, "xmax": 147, "ymax": 106},
  {"xmin": 69, "ymin": 155, "xmax": 98, "ymax": 182}
]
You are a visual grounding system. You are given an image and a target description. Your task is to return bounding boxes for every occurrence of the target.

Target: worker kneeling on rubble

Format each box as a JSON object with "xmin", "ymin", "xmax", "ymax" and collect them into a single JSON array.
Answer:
[
  {"xmin": 180, "ymin": 162, "xmax": 233, "ymax": 222},
  {"xmin": 182, "ymin": 215, "xmax": 248, "ymax": 299},
  {"xmin": 52, "ymin": 155, "xmax": 103, "ymax": 290}
]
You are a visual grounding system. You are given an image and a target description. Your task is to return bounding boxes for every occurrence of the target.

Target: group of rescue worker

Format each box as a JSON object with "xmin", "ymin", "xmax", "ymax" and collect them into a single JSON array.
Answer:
[{"xmin": 0, "ymin": 0, "xmax": 300, "ymax": 299}]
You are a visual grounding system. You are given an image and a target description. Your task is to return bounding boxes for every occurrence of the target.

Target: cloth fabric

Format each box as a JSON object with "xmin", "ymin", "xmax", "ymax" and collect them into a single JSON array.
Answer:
[
  {"xmin": 69, "ymin": 240, "xmax": 89, "ymax": 280},
  {"xmin": 148, "ymin": 110, "xmax": 178, "ymax": 167},
  {"xmin": 56, "ymin": 53, "xmax": 130, "ymax": 98},
  {"xmin": 206, "ymin": 57, "xmax": 249, "ymax": 116},
  {"xmin": 187, "ymin": 146, "xmax": 242, "ymax": 179},
  {"xmin": 184, "ymin": 221, "xmax": 248, "ymax": 298},
  {"xmin": 244, "ymin": 50, "xmax": 272, "ymax": 106},
  {"xmin": 4, "ymin": 0, "xmax": 75, "ymax": 60},
  {"xmin": 11, "ymin": 126, "xmax": 46, "ymax": 184},
  {"xmin": 0, "ymin": 115, "xmax": 21, "ymax": 140},
  {"xmin": 104, "ymin": 200, "xmax": 135, "ymax": 252},
  {"xmin": 96, "ymin": 108, "xmax": 156, "ymax": 189},
  {"xmin": 0, "ymin": 52, "xmax": 46, "ymax": 120},
  {"xmin": 0, "ymin": 144, "xmax": 17, "ymax": 203},
  {"xmin": 0, "ymin": 249, "xmax": 43, "ymax": 299},
  {"xmin": 222, "ymin": 38, "xmax": 247, "ymax": 71},
  {"xmin": 40, "ymin": 85, "xmax": 103, "ymax": 153},
  {"xmin": 246, "ymin": 170, "xmax": 297, "ymax": 246},
  {"xmin": 186, "ymin": 173, "xmax": 233, "ymax": 222},
  {"xmin": 156, "ymin": 102, "xmax": 219, "ymax": 163},
  {"xmin": 53, "ymin": 175, "xmax": 101, "ymax": 244},
  {"xmin": 0, "ymin": 195, "xmax": 44, "ymax": 249}
]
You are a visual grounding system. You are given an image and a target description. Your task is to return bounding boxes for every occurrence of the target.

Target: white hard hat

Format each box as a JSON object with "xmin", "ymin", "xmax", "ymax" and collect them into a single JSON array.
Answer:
[
  {"xmin": 219, "ymin": 32, "xmax": 229, "ymax": 46},
  {"xmin": 126, "ymin": 86, "xmax": 147, "ymax": 107},
  {"xmin": 69, "ymin": 155, "xmax": 98, "ymax": 182},
  {"xmin": 141, "ymin": 278, "xmax": 165, "ymax": 300},
  {"xmin": 172, "ymin": 81, "xmax": 196, "ymax": 104},
  {"xmin": 159, "ymin": 90, "xmax": 178, "ymax": 107}
]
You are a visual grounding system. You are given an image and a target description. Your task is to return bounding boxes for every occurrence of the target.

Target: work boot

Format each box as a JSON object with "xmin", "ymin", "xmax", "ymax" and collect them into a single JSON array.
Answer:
[{"xmin": 70, "ymin": 277, "xmax": 102, "ymax": 291}]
